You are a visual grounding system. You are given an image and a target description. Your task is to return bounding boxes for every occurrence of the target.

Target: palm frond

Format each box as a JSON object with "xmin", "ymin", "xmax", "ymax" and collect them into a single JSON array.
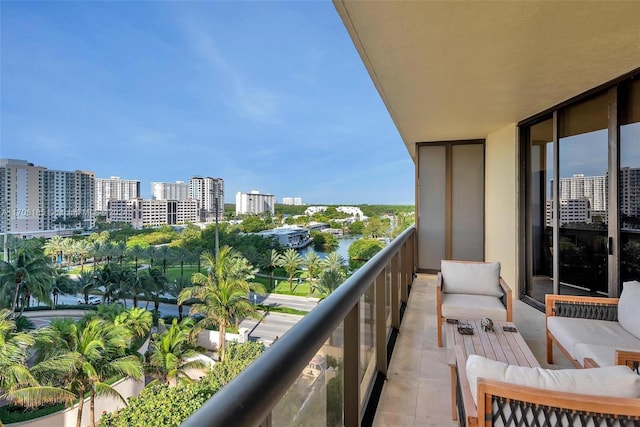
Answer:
[{"xmin": 3, "ymin": 386, "xmax": 76, "ymax": 408}]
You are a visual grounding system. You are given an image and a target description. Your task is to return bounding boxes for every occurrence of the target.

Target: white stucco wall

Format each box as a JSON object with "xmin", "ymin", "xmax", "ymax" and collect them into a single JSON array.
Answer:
[
  {"xmin": 6, "ymin": 377, "xmax": 144, "ymax": 427},
  {"xmin": 484, "ymin": 123, "xmax": 519, "ymax": 296},
  {"xmin": 196, "ymin": 327, "xmax": 249, "ymax": 351}
]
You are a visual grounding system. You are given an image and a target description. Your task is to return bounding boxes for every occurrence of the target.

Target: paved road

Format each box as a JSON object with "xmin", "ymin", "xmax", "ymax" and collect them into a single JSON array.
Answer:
[
  {"xmin": 249, "ymin": 292, "xmax": 319, "ymax": 312},
  {"xmin": 240, "ymin": 312, "xmax": 303, "ymax": 345}
]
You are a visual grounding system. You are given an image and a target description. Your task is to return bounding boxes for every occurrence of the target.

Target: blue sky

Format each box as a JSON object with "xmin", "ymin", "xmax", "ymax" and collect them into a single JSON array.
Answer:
[{"xmin": 1, "ymin": 1, "xmax": 414, "ymax": 205}]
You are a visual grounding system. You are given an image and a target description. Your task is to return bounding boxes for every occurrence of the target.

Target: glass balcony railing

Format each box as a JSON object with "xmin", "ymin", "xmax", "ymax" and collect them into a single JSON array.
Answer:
[{"xmin": 181, "ymin": 225, "xmax": 416, "ymax": 427}]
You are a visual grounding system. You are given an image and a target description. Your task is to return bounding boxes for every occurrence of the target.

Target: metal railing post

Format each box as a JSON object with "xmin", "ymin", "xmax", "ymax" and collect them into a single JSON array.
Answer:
[
  {"xmin": 391, "ymin": 253, "xmax": 400, "ymax": 330},
  {"xmin": 375, "ymin": 270, "xmax": 387, "ymax": 375},
  {"xmin": 401, "ymin": 242, "xmax": 409, "ymax": 304},
  {"xmin": 344, "ymin": 300, "xmax": 360, "ymax": 427}
]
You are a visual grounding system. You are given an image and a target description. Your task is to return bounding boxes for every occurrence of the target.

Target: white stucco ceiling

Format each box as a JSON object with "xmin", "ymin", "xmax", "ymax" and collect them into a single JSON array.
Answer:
[{"xmin": 334, "ymin": 1, "xmax": 640, "ymax": 160}]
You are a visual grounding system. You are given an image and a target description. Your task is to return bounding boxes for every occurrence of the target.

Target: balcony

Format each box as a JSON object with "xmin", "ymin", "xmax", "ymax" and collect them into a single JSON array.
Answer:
[{"xmin": 181, "ymin": 226, "xmax": 574, "ymax": 426}]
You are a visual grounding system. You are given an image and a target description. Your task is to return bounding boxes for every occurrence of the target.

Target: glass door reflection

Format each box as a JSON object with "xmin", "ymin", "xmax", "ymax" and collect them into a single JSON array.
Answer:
[{"xmin": 557, "ymin": 93, "xmax": 609, "ymax": 295}]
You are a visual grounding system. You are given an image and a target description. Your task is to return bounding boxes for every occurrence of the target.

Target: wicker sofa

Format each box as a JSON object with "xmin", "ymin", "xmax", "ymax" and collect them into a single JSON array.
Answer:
[
  {"xmin": 455, "ymin": 346, "xmax": 640, "ymax": 427},
  {"xmin": 546, "ymin": 281, "xmax": 640, "ymax": 368}
]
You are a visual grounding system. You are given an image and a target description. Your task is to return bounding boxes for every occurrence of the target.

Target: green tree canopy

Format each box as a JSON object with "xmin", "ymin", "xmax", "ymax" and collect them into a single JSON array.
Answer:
[
  {"xmin": 348, "ymin": 238, "xmax": 385, "ymax": 269},
  {"xmin": 239, "ymin": 216, "xmax": 270, "ymax": 233}
]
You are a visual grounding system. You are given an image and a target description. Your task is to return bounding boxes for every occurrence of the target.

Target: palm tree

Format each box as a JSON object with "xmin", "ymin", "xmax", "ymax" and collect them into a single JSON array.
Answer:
[
  {"xmin": 51, "ymin": 269, "xmax": 75, "ymax": 308},
  {"xmin": 146, "ymin": 246, "xmax": 157, "ymax": 269},
  {"xmin": 321, "ymin": 251, "xmax": 346, "ymax": 274},
  {"xmin": 312, "ymin": 269, "xmax": 344, "ymax": 300},
  {"xmin": 99, "ymin": 241, "xmax": 114, "ymax": 264},
  {"xmin": 146, "ymin": 317, "xmax": 206, "ymax": 385},
  {"xmin": 60, "ymin": 238, "xmax": 75, "ymax": 269},
  {"xmin": 76, "ymin": 271, "xmax": 96, "ymax": 305},
  {"xmin": 0, "ymin": 249, "xmax": 52, "ymax": 317},
  {"xmin": 261, "ymin": 249, "xmax": 281, "ymax": 291},
  {"xmin": 302, "ymin": 250, "xmax": 322, "ymax": 285},
  {"xmin": 171, "ymin": 247, "xmax": 192, "ymax": 283},
  {"xmin": 242, "ymin": 246, "xmax": 261, "ymax": 268},
  {"xmin": 277, "ymin": 248, "xmax": 304, "ymax": 292},
  {"xmin": 74, "ymin": 240, "xmax": 91, "ymax": 272},
  {"xmin": 1, "ymin": 310, "xmax": 76, "ymax": 412},
  {"xmin": 167, "ymin": 277, "xmax": 190, "ymax": 320},
  {"xmin": 114, "ymin": 241, "xmax": 127, "ymax": 266},
  {"xmin": 108, "ymin": 266, "xmax": 135, "ymax": 307},
  {"xmin": 58, "ymin": 319, "xmax": 143, "ymax": 427},
  {"xmin": 0, "ymin": 308, "xmax": 38, "ymax": 394},
  {"xmin": 114, "ymin": 307, "xmax": 152, "ymax": 343},
  {"xmin": 93, "ymin": 264, "xmax": 114, "ymax": 303},
  {"xmin": 158, "ymin": 246, "xmax": 172, "ymax": 273},
  {"xmin": 42, "ymin": 235, "xmax": 65, "ymax": 266},
  {"xmin": 178, "ymin": 247, "xmax": 265, "ymax": 362},
  {"xmin": 145, "ymin": 268, "xmax": 167, "ymax": 319},
  {"xmin": 128, "ymin": 244, "xmax": 146, "ymax": 273}
]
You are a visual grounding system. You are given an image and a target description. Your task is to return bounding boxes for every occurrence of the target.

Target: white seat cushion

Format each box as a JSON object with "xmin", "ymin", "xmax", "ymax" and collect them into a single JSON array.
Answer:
[
  {"xmin": 547, "ymin": 317, "xmax": 640, "ymax": 361},
  {"xmin": 574, "ymin": 342, "xmax": 640, "ymax": 367},
  {"xmin": 619, "ymin": 281, "xmax": 640, "ymax": 339},
  {"xmin": 441, "ymin": 260, "xmax": 503, "ymax": 297},
  {"xmin": 466, "ymin": 354, "xmax": 640, "ymax": 405},
  {"xmin": 441, "ymin": 293, "xmax": 507, "ymax": 321}
]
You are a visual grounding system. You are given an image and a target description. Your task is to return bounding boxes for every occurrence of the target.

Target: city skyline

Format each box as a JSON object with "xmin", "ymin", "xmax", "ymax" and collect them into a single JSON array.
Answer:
[{"xmin": 1, "ymin": 1, "xmax": 414, "ymax": 205}]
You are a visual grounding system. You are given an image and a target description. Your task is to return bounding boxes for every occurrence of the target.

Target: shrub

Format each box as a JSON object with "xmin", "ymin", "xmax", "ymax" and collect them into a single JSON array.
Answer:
[{"xmin": 0, "ymin": 403, "xmax": 66, "ymax": 424}]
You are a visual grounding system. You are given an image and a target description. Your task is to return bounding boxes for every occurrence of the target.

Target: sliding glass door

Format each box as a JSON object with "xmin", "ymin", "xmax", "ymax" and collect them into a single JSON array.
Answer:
[
  {"xmin": 557, "ymin": 93, "xmax": 609, "ymax": 295},
  {"xmin": 524, "ymin": 74, "xmax": 640, "ymax": 305},
  {"xmin": 620, "ymin": 79, "xmax": 640, "ymax": 284}
]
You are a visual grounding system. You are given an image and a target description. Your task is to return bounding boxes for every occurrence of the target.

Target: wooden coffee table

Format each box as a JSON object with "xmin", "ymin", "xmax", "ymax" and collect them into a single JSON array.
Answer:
[{"xmin": 445, "ymin": 319, "xmax": 540, "ymax": 424}]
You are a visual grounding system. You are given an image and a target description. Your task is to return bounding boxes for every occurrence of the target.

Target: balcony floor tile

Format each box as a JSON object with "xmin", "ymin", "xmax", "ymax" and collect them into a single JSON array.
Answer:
[{"xmin": 373, "ymin": 273, "xmax": 573, "ymax": 426}]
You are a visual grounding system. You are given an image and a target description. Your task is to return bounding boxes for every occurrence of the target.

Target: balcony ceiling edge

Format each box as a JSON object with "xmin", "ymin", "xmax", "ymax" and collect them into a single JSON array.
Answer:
[{"xmin": 333, "ymin": 0, "xmax": 640, "ymax": 161}]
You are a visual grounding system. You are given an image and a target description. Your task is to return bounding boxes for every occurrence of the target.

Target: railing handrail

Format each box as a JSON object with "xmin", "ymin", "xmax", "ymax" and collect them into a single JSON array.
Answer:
[{"xmin": 181, "ymin": 225, "xmax": 415, "ymax": 427}]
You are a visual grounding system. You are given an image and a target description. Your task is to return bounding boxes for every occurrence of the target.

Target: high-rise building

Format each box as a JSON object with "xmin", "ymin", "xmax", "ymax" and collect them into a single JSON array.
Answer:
[
  {"xmin": 151, "ymin": 181, "xmax": 189, "ymax": 201},
  {"xmin": 0, "ymin": 158, "xmax": 95, "ymax": 234},
  {"xmin": 619, "ymin": 167, "xmax": 640, "ymax": 228},
  {"xmin": 557, "ymin": 174, "xmax": 606, "ymax": 212},
  {"xmin": 236, "ymin": 190, "xmax": 275, "ymax": 215},
  {"xmin": 546, "ymin": 199, "xmax": 592, "ymax": 226},
  {"xmin": 107, "ymin": 198, "xmax": 199, "ymax": 228},
  {"xmin": 282, "ymin": 197, "xmax": 303, "ymax": 206},
  {"xmin": 547, "ymin": 173, "xmax": 608, "ymax": 226},
  {"xmin": 189, "ymin": 177, "xmax": 224, "ymax": 221},
  {"xmin": 95, "ymin": 176, "xmax": 140, "ymax": 214}
]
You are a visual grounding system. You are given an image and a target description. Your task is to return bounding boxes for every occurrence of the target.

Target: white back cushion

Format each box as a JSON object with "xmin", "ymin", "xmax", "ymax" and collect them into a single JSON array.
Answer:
[
  {"xmin": 619, "ymin": 281, "xmax": 640, "ymax": 339},
  {"xmin": 441, "ymin": 260, "xmax": 502, "ymax": 297},
  {"xmin": 466, "ymin": 354, "xmax": 640, "ymax": 405}
]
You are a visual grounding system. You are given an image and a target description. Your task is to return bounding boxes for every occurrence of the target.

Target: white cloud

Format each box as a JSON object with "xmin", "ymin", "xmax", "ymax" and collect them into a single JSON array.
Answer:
[{"xmin": 180, "ymin": 23, "xmax": 281, "ymax": 124}]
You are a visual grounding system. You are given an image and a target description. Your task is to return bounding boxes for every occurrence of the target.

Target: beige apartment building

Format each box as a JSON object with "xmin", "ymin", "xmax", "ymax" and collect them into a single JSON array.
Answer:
[
  {"xmin": 236, "ymin": 190, "xmax": 276, "ymax": 215},
  {"xmin": 189, "ymin": 176, "xmax": 224, "ymax": 221},
  {"xmin": 95, "ymin": 176, "xmax": 140, "ymax": 215},
  {"xmin": 151, "ymin": 181, "xmax": 189, "ymax": 201},
  {"xmin": 107, "ymin": 198, "xmax": 199, "ymax": 228},
  {"xmin": 0, "ymin": 158, "xmax": 95, "ymax": 235}
]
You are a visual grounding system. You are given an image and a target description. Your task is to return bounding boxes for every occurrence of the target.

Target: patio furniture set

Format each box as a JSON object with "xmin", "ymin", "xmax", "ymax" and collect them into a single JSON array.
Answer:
[{"xmin": 437, "ymin": 260, "xmax": 640, "ymax": 427}]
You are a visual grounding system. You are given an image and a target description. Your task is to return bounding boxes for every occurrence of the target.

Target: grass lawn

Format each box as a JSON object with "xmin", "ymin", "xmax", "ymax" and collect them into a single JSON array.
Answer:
[
  {"xmin": 164, "ymin": 265, "xmax": 200, "ymax": 281},
  {"xmin": 273, "ymin": 280, "xmax": 313, "ymax": 296}
]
